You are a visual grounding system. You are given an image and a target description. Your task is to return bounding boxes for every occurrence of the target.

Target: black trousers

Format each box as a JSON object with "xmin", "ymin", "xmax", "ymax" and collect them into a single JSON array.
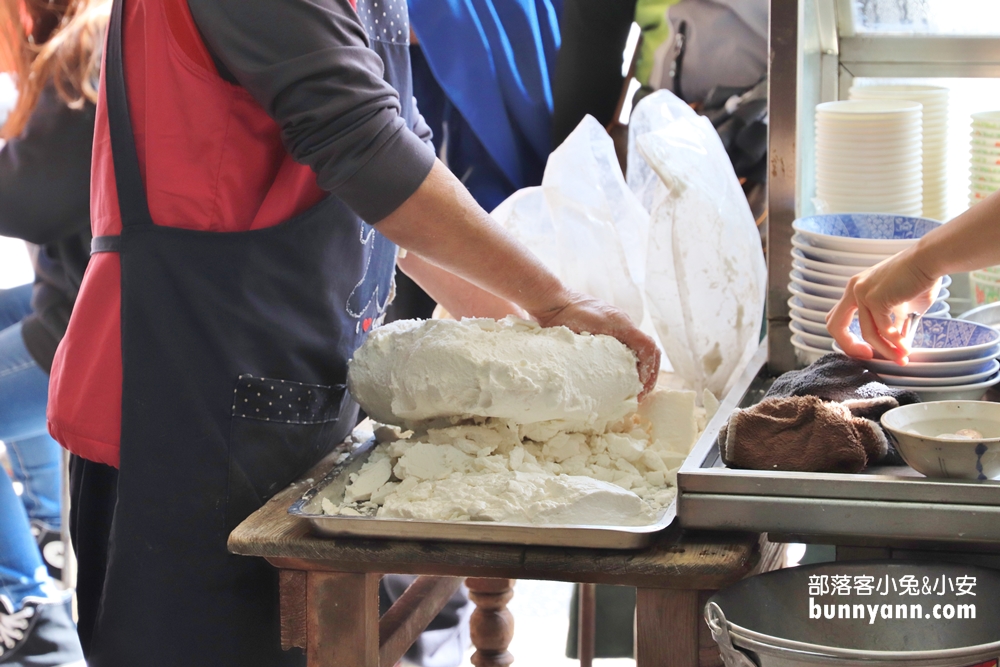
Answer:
[{"xmin": 68, "ymin": 455, "xmax": 118, "ymax": 656}]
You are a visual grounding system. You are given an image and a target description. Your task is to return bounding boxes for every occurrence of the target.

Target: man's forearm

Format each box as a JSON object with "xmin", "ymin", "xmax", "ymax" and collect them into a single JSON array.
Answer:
[
  {"xmin": 396, "ymin": 251, "xmax": 526, "ymax": 320},
  {"xmin": 377, "ymin": 160, "xmax": 571, "ymax": 320}
]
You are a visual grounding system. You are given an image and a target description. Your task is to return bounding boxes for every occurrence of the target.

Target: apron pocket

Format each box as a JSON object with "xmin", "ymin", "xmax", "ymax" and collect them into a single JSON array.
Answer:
[{"xmin": 226, "ymin": 374, "xmax": 351, "ymax": 530}]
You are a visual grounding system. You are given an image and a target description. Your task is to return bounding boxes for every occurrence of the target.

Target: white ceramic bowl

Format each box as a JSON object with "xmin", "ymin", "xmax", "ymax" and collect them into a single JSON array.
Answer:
[
  {"xmin": 791, "ymin": 335, "xmax": 831, "ymax": 365},
  {"xmin": 787, "ymin": 296, "xmax": 829, "ymax": 323},
  {"xmin": 789, "ymin": 322, "xmax": 834, "ymax": 350},
  {"xmin": 789, "ymin": 272, "xmax": 844, "ymax": 299},
  {"xmin": 849, "ymin": 352, "xmax": 1000, "ymax": 378},
  {"xmin": 881, "ymin": 401, "xmax": 1000, "ymax": 479},
  {"xmin": 877, "ymin": 360, "xmax": 1000, "ymax": 387},
  {"xmin": 788, "ymin": 283, "xmax": 838, "ymax": 311},
  {"xmin": 792, "ymin": 262, "xmax": 850, "ymax": 287},
  {"xmin": 791, "ymin": 235, "xmax": 891, "ymax": 267},
  {"xmin": 789, "ymin": 311, "xmax": 829, "ymax": 336},
  {"xmin": 790, "ymin": 249, "xmax": 861, "ymax": 277}
]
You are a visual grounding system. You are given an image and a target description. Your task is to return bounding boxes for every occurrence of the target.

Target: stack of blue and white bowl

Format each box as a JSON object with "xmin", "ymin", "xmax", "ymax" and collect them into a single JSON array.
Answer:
[
  {"xmin": 834, "ymin": 318, "xmax": 1000, "ymax": 401},
  {"xmin": 789, "ymin": 214, "xmax": 950, "ymax": 365}
]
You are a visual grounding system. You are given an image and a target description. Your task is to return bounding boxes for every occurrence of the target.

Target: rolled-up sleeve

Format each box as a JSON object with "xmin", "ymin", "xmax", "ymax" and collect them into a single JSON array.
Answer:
[{"xmin": 187, "ymin": 0, "xmax": 436, "ymax": 223}]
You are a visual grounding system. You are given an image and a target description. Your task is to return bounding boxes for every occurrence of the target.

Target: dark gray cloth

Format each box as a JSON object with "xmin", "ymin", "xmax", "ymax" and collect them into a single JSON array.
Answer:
[
  {"xmin": 766, "ymin": 353, "xmax": 921, "ymax": 415},
  {"xmin": 187, "ymin": 0, "xmax": 437, "ymax": 224},
  {"xmin": 0, "ymin": 84, "xmax": 95, "ymax": 372}
]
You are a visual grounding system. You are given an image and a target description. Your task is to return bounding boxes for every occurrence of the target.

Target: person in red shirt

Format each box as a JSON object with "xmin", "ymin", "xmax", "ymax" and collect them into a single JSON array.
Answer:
[{"xmin": 49, "ymin": 0, "xmax": 660, "ymax": 665}]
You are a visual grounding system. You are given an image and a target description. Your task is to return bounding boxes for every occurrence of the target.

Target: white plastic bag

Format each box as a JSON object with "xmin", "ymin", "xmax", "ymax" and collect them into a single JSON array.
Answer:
[
  {"xmin": 637, "ymin": 104, "xmax": 766, "ymax": 397},
  {"xmin": 626, "ymin": 90, "xmax": 700, "ymax": 213},
  {"xmin": 492, "ymin": 115, "xmax": 649, "ymax": 325}
]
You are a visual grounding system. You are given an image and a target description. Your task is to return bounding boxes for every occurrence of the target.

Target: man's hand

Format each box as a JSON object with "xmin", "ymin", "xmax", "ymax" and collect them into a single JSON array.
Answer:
[{"xmin": 534, "ymin": 290, "xmax": 661, "ymax": 398}]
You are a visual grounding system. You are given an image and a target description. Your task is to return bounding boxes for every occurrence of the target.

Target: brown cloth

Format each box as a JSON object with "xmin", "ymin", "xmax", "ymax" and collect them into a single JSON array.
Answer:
[{"xmin": 719, "ymin": 395, "xmax": 888, "ymax": 473}]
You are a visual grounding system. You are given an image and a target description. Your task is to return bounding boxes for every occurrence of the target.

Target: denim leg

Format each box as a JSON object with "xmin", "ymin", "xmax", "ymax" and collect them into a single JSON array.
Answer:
[
  {"xmin": 0, "ymin": 284, "xmax": 33, "ymax": 331},
  {"xmin": 0, "ymin": 465, "xmax": 48, "ymax": 609},
  {"xmin": 6, "ymin": 435, "xmax": 62, "ymax": 527},
  {"xmin": 0, "ymin": 315, "xmax": 59, "ymax": 607}
]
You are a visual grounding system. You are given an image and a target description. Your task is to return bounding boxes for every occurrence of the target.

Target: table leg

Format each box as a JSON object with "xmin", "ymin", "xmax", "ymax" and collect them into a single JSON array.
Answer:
[
  {"xmin": 466, "ymin": 578, "xmax": 515, "ymax": 667},
  {"xmin": 577, "ymin": 583, "xmax": 596, "ymax": 667},
  {"xmin": 306, "ymin": 571, "xmax": 380, "ymax": 667},
  {"xmin": 635, "ymin": 588, "xmax": 698, "ymax": 667}
]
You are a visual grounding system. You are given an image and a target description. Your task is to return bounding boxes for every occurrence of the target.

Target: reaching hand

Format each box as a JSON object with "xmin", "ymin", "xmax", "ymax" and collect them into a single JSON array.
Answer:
[
  {"xmin": 533, "ymin": 290, "xmax": 661, "ymax": 398},
  {"xmin": 826, "ymin": 248, "xmax": 940, "ymax": 365}
]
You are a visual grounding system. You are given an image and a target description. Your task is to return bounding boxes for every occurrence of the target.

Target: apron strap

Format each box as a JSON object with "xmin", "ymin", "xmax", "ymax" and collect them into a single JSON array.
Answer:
[{"xmin": 106, "ymin": 0, "xmax": 154, "ymax": 229}]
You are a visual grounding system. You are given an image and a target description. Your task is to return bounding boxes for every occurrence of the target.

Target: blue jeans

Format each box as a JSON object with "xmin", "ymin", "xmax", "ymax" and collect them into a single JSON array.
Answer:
[{"xmin": 0, "ymin": 283, "xmax": 60, "ymax": 608}]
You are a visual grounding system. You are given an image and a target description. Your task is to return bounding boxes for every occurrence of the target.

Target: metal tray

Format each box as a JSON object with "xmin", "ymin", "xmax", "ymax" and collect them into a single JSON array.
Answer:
[
  {"xmin": 288, "ymin": 433, "xmax": 678, "ymax": 550},
  {"xmin": 678, "ymin": 341, "xmax": 1000, "ymax": 545}
]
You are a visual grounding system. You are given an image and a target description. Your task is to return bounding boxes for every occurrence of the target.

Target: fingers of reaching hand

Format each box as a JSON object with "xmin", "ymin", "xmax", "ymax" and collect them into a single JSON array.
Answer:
[
  {"xmin": 826, "ymin": 292, "xmax": 871, "ymax": 359},
  {"xmin": 858, "ymin": 307, "xmax": 906, "ymax": 364}
]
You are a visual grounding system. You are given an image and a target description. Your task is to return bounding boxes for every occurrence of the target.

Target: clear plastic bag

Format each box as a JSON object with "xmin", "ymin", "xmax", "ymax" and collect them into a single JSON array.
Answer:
[
  {"xmin": 626, "ymin": 90, "xmax": 700, "ymax": 214},
  {"xmin": 492, "ymin": 115, "xmax": 649, "ymax": 325},
  {"xmin": 636, "ymin": 95, "xmax": 766, "ymax": 397}
]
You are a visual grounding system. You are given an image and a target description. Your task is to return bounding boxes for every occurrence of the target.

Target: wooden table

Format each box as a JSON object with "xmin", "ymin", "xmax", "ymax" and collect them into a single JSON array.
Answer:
[{"xmin": 229, "ymin": 452, "xmax": 784, "ymax": 667}]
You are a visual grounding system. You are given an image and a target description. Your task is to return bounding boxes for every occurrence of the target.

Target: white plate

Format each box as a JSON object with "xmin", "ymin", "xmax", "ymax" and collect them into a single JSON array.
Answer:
[
  {"xmin": 789, "ymin": 322, "xmax": 834, "ymax": 349},
  {"xmin": 788, "ymin": 282, "xmax": 839, "ymax": 310},
  {"xmin": 787, "ymin": 297, "xmax": 829, "ymax": 323},
  {"xmin": 877, "ymin": 360, "xmax": 1000, "ymax": 387},
  {"xmin": 793, "ymin": 222, "xmax": 923, "ymax": 255},
  {"xmin": 789, "ymin": 311, "xmax": 830, "ymax": 336},
  {"xmin": 790, "ymin": 272, "xmax": 844, "ymax": 299},
  {"xmin": 791, "ymin": 335, "xmax": 831, "ymax": 366},
  {"xmin": 792, "ymin": 262, "xmax": 850, "ymax": 287},
  {"xmin": 791, "ymin": 235, "xmax": 891, "ymax": 267},
  {"xmin": 847, "ymin": 352, "xmax": 1000, "ymax": 378},
  {"xmin": 833, "ymin": 338, "xmax": 1000, "ymax": 364},
  {"xmin": 909, "ymin": 373, "xmax": 1000, "ymax": 402},
  {"xmin": 790, "ymin": 249, "xmax": 861, "ymax": 277}
]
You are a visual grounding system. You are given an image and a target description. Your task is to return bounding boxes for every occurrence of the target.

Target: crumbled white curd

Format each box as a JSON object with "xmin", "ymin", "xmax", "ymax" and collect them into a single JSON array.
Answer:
[{"xmin": 326, "ymin": 317, "xmax": 717, "ymax": 526}]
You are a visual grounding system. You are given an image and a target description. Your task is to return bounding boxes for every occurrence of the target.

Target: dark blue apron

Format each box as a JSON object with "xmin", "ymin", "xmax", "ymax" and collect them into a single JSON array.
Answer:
[{"xmin": 76, "ymin": 0, "xmax": 399, "ymax": 664}]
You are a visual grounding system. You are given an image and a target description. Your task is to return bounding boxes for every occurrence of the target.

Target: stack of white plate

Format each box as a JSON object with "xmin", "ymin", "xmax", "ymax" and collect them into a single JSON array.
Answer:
[
  {"xmin": 788, "ymin": 214, "xmax": 949, "ymax": 366},
  {"xmin": 970, "ymin": 111, "xmax": 1000, "ymax": 208},
  {"xmin": 849, "ymin": 85, "xmax": 948, "ymax": 221},
  {"xmin": 833, "ymin": 318, "xmax": 1000, "ymax": 401},
  {"xmin": 815, "ymin": 100, "xmax": 923, "ymax": 216}
]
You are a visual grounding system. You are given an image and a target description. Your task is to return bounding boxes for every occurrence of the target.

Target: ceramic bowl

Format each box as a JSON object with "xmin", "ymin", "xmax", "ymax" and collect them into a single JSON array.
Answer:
[
  {"xmin": 959, "ymin": 302, "xmax": 1000, "ymax": 331},
  {"xmin": 788, "ymin": 283, "xmax": 838, "ymax": 311},
  {"xmin": 847, "ymin": 317, "xmax": 1000, "ymax": 362},
  {"xmin": 791, "ymin": 235, "xmax": 891, "ymax": 267},
  {"xmin": 790, "ymin": 249, "xmax": 861, "ymax": 277},
  {"xmin": 792, "ymin": 262, "xmax": 850, "ymax": 287},
  {"xmin": 789, "ymin": 322, "xmax": 834, "ymax": 350},
  {"xmin": 789, "ymin": 311, "xmax": 829, "ymax": 336},
  {"xmin": 926, "ymin": 300, "xmax": 951, "ymax": 317},
  {"xmin": 881, "ymin": 401, "xmax": 1000, "ymax": 479},
  {"xmin": 844, "ymin": 351, "xmax": 1000, "ymax": 378},
  {"xmin": 791, "ymin": 335, "xmax": 830, "ymax": 366},
  {"xmin": 793, "ymin": 215, "xmax": 940, "ymax": 254},
  {"xmin": 789, "ymin": 272, "xmax": 844, "ymax": 299},
  {"xmin": 877, "ymin": 360, "xmax": 1000, "ymax": 387},
  {"xmin": 787, "ymin": 297, "xmax": 828, "ymax": 324}
]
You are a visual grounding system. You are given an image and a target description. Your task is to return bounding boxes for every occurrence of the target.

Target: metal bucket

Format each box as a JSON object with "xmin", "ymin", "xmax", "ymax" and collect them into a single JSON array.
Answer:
[{"xmin": 706, "ymin": 561, "xmax": 1000, "ymax": 667}]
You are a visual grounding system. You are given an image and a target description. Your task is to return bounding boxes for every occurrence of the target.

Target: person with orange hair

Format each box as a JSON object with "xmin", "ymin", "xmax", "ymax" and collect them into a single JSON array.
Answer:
[{"xmin": 0, "ymin": 0, "xmax": 105, "ymax": 664}]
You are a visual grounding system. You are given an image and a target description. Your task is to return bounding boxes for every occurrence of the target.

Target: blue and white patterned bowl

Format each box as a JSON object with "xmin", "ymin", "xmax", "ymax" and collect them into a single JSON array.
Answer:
[
  {"xmin": 793, "ymin": 214, "xmax": 942, "ymax": 253},
  {"xmin": 877, "ymin": 360, "xmax": 1000, "ymax": 387},
  {"xmin": 847, "ymin": 317, "xmax": 1000, "ymax": 362}
]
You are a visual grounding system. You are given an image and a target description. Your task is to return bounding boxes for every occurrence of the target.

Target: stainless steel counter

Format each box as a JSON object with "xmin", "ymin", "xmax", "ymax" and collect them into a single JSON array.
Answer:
[{"xmin": 677, "ymin": 340, "xmax": 1000, "ymax": 546}]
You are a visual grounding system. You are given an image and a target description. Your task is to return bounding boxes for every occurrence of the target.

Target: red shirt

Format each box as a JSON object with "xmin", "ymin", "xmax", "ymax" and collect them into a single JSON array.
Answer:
[{"xmin": 47, "ymin": 0, "xmax": 333, "ymax": 466}]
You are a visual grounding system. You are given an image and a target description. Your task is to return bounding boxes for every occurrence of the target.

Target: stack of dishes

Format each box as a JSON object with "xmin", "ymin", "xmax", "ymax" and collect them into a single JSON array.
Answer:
[
  {"xmin": 815, "ymin": 100, "xmax": 923, "ymax": 216},
  {"xmin": 833, "ymin": 318, "xmax": 1000, "ymax": 401},
  {"xmin": 971, "ymin": 111, "xmax": 1000, "ymax": 207},
  {"xmin": 849, "ymin": 85, "xmax": 949, "ymax": 221},
  {"xmin": 789, "ymin": 214, "xmax": 948, "ymax": 366}
]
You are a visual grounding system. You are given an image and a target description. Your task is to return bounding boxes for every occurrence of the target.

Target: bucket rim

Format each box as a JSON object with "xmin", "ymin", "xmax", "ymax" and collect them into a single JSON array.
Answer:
[{"xmin": 727, "ymin": 621, "xmax": 1000, "ymax": 661}]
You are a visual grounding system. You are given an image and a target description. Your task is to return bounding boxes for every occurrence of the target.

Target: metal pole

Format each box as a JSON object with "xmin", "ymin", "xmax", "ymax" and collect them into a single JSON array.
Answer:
[{"xmin": 767, "ymin": 0, "xmax": 800, "ymax": 374}]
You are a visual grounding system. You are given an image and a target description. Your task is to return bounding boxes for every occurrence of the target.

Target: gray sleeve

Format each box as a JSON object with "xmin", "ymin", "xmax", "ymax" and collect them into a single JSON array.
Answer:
[
  {"xmin": 410, "ymin": 96, "xmax": 434, "ymax": 147},
  {"xmin": 187, "ymin": 0, "xmax": 436, "ymax": 223},
  {"xmin": 0, "ymin": 85, "xmax": 94, "ymax": 245}
]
